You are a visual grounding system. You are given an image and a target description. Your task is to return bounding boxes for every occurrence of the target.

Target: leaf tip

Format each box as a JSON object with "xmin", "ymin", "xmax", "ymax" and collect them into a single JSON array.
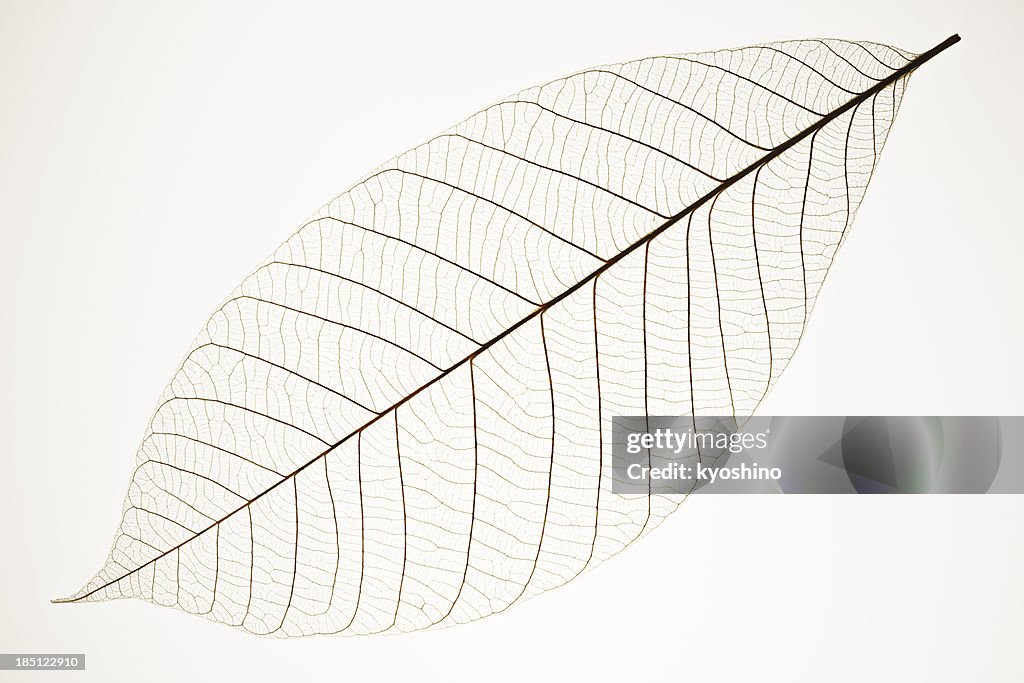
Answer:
[{"xmin": 51, "ymin": 587, "xmax": 88, "ymax": 604}]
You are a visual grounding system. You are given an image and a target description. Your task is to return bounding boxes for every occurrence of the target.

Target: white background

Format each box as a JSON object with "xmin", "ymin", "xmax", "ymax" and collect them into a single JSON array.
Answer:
[{"xmin": 2, "ymin": 1, "xmax": 1022, "ymax": 681}]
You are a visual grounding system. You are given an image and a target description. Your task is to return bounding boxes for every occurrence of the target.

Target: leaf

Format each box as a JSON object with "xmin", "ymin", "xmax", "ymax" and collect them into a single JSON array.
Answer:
[{"xmin": 58, "ymin": 36, "xmax": 960, "ymax": 635}]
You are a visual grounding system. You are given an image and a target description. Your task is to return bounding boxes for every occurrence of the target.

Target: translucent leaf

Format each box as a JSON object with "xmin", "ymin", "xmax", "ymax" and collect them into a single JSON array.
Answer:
[{"xmin": 58, "ymin": 36, "xmax": 960, "ymax": 636}]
